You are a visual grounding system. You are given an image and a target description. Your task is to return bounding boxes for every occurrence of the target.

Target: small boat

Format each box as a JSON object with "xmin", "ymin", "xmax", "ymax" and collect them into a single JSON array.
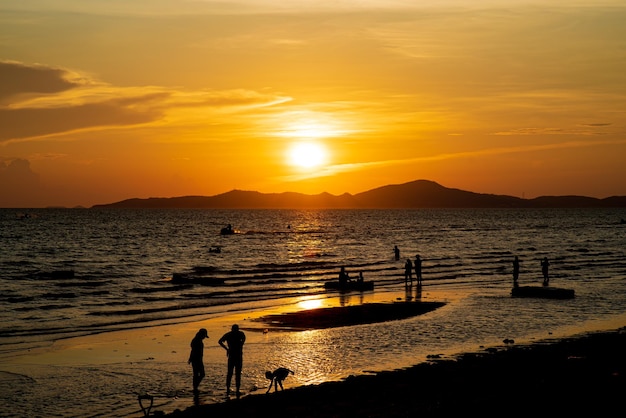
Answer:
[
  {"xmin": 220, "ymin": 224, "xmax": 235, "ymax": 235},
  {"xmin": 511, "ymin": 285, "xmax": 575, "ymax": 299},
  {"xmin": 324, "ymin": 280, "xmax": 374, "ymax": 291}
]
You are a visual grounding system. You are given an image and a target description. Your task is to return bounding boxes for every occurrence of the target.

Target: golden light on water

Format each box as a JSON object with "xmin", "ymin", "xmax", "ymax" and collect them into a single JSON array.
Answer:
[{"xmin": 298, "ymin": 299, "xmax": 324, "ymax": 310}]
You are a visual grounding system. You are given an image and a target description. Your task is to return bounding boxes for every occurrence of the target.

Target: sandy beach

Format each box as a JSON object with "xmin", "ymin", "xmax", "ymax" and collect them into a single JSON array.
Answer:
[
  {"xmin": 165, "ymin": 328, "xmax": 625, "ymax": 417},
  {"xmin": 162, "ymin": 303, "xmax": 626, "ymax": 418},
  {"xmin": 3, "ymin": 294, "xmax": 624, "ymax": 417}
]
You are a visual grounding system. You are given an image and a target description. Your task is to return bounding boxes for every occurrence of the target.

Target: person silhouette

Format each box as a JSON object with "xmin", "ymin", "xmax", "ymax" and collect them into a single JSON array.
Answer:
[
  {"xmin": 265, "ymin": 367, "xmax": 295, "ymax": 393},
  {"xmin": 188, "ymin": 328, "xmax": 208, "ymax": 393},
  {"xmin": 394, "ymin": 245, "xmax": 400, "ymax": 261},
  {"xmin": 513, "ymin": 256, "xmax": 520, "ymax": 287},
  {"xmin": 404, "ymin": 258, "xmax": 413, "ymax": 284},
  {"xmin": 218, "ymin": 324, "xmax": 246, "ymax": 396},
  {"xmin": 541, "ymin": 257, "xmax": 550, "ymax": 286},
  {"xmin": 414, "ymin": 255, "xmax": 423, "ymax": 286},
  {"xmin": 338, "ymin": 266, "xmax": 349, "ymax": 285}
]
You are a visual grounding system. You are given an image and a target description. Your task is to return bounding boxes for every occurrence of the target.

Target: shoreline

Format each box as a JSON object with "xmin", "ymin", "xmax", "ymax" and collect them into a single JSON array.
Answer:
[
  {"xmin": 2, "ymin": 288, "xmax": 625, "ymax": 417},
  {"xmin": 167, "ymin": 327, "xmax": 626, "ymax": 417}
]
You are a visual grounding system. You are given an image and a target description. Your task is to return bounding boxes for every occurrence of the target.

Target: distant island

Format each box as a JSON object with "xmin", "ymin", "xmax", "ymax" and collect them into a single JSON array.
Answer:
[{"xmin": 91, "ymin": 180, "xmax": 626, "ymax": 209}]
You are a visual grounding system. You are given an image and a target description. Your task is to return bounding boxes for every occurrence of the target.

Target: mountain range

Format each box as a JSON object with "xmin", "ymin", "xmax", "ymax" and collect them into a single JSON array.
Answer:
[{"xmin": 91, "ymin": 180, "xmax": 626, "ymax": 209}]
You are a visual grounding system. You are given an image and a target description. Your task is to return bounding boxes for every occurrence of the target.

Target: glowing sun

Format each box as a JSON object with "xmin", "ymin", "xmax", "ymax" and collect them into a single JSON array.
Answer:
[{"xmin": 287, "ymin": 142, "xmax": 328, "ymax": 169}]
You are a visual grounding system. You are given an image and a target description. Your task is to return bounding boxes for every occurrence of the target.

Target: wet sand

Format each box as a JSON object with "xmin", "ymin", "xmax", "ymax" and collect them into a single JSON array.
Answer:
[
  {"xmin": 252, "ymin": 300, "xmax": 446, "ymax": 331},
  {"xmin": 4, "ymin": 294, "xmax": 623, "ymax": 417},
  {"xmin": 166, "ymin": 303, "xmax": 626, "ymax": 417}
]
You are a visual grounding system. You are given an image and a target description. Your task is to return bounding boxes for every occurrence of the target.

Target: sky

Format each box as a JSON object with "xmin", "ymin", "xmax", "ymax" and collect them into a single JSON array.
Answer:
[{"xmin": 1, "ymin": 0, "xmax": 626, "ymax": 208}]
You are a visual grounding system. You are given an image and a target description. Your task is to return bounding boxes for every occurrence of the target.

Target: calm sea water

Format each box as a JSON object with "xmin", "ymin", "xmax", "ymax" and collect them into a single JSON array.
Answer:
[{"xmin": 1, "ymin": 208, "xmax": 625, "ymax": 417}]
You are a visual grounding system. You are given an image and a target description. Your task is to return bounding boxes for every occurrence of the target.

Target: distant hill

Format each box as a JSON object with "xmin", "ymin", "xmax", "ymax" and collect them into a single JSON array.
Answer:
[{"xmin": 91, "ymin": 180, "xmax": 626, "ymax": 209}]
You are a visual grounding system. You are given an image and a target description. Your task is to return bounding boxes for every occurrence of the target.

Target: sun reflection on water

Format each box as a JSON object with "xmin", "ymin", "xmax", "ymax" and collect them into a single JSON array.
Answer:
[{"xmin": 298, "ymin": 298, "xmax": 324, "ymax": 310}]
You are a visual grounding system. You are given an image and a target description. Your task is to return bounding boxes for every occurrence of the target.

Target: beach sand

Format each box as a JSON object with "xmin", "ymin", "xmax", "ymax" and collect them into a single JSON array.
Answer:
[
  {"xmin": 165, "ymin": 303, "xmax": 626, "ymax": 418},
  {"xmin": 4, "ymin": 294, "xmax": 624, "ymax": 417}
]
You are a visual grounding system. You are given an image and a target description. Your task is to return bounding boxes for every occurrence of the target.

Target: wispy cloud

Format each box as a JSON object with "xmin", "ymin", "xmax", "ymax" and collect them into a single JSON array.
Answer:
[
  {"xmin": 278, "ymin": 138, "xmax": 626, "ymax": 182},
  {"xmin": 493, "ymin": 127, "xmax": 613, "ymax": 136},
  {"xmin": 0, "ymin": 61, "xmax": 291, "ymax": 144}
]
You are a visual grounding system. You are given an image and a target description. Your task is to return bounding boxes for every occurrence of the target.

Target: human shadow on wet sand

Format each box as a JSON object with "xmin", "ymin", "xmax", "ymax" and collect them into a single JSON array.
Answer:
[{"xmin": 252, "ymin": 301, "xmax": 446, "ymax": 331}]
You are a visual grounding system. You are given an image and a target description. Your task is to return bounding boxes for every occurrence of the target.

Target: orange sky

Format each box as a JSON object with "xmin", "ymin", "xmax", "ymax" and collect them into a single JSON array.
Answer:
[{"xmin": 1, "ymin": 1, "xmax": 626, "ymax": 208}]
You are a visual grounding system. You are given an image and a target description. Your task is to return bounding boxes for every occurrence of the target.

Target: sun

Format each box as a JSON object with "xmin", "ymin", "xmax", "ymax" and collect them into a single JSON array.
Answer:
[{"xmin": 287, "ymin": 142, "xmax": 328, "ymax": 169}]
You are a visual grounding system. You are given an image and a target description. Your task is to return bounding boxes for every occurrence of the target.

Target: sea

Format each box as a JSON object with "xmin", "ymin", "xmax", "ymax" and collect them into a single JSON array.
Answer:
[{"xmin": 1, "ymin": 208, "xmax": 625, "ymax": 417}]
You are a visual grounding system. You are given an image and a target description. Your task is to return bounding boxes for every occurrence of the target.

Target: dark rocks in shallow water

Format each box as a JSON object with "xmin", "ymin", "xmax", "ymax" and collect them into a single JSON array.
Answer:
[
  {"xmin": 171, "ymin": 272, "xmax": 225, "ymax": 286},
  {"xmin": 254, "ymin": 301, "xmax": 446, "ymax": 330},
  {"xmin": 323, "ymin": 280, "xmax": 375, "ymax": 291},
  {"xmin": 35, "ymin": 270, "xmax": 75, "ymax": 280},
  {"xmin": 511, "ymin": 286, "xmax": 575, "ymax": 299}
]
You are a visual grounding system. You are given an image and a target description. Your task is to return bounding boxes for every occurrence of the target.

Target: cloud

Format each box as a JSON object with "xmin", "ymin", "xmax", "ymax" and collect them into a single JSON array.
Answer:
[
  {"xmin": 0, "ymin": 158, "xmax": 43, "ymax": 207},
  {"xmin": 0, "ymin": 61, "xmax": 291, "ymax": 144},
  {"xmin": 278, "ymin": 138, "xmax": 626, "ymax": 182},
  {"xmin": 0, "ymin": 157, "xmax": 39, "ymax": 182},
  {"xmin": 0, "ymin": 61, "xmax": 85, "ymax": 101},
  {"xmin": 0, "ymin": 97, "xmax": 160, "ymax": 142},
  {"xmin": 493, "ymin": 127, "xmax": 611, "ymax": 136}
]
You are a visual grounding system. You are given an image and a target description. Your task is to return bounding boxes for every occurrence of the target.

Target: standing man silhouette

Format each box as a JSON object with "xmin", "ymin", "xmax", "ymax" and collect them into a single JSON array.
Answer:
[
  {"xmin": 414, "ymin": 255, "xmax": 423, "ymax": 286},
  {"xmin": 188, "ymin": 328, "xmax": 208, "ymax": 394},
  {"xmin": 218, "ymin": 324, "xmax": 246, "ymax": 396},
  {"xmin": 541, "ymin": 257, "xmax": 550, "ymax": 286}
]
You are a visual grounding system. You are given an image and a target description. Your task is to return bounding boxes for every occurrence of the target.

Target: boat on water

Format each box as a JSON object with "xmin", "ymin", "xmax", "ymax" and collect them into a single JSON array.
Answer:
[
  {"xmin": 511, "ymin": 285, "xmax": 575, "ymax": 299},
  {"xmin": 220, "ymin": 224, "xmax": 235, "ymax": 235},
  {"xmin": 324, "ymin": 280, "xmax": 374, "ymax": 291}
]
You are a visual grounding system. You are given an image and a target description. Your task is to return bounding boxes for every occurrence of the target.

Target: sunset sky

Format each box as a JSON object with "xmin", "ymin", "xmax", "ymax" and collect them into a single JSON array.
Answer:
[{"xmin": 2, "ymin": 0, "xmax": 625, "ymax": 208}]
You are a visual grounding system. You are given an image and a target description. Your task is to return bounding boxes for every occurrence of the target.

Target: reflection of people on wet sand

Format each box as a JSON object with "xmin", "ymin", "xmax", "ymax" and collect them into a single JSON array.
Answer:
[
  {"xmin": 218, "ymin": 324, "xmax": 246, "ymax": 396},
  {"xmin": 394, "ymin": 245, "xmax": 400, "ymax": 260},
  {"xmin": 513, "ymin": 256, "xmax": 520, "ymax": 287},
  {"xmin": 265, "ymin": 367, "xmax": 295, "ymax": 393},
  {"xmin": 338, "ymin": 266, "xmax": 350, "ymax": 285},
  {"xmin": 188, "ymin": 328, "xmax": 208, "ymax": 394},
  {"xmin": 404, "ymin": 259, "xmax": 413, "ymax": 284},
  {"xmin": 541, "ymin": 257, "xmax": 550, "ymax": 286},
  {"xmin": 414, "ymin": 255, "xmax": 422, "ymax": 286}
]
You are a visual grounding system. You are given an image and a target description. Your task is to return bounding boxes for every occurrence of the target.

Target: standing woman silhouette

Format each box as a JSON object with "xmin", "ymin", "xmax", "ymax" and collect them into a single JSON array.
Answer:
[{"xmin": 188, "ymin": 328, "xmax": 208, "ymax": 393}]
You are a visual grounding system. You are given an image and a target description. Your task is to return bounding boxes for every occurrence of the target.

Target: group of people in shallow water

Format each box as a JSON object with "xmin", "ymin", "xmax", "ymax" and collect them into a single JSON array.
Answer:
[
  {"xmin": 338, "ymin": 266, "xmax": 364, "ymax": 285},
  {"xmin": 396, "ymin": 246, "xmax": 551, "ymax": 289},
  {"xmin": 395, "ymin": 246, "xmax": 423, "ymax": 286},
  {"xmin": 404, "ymin": 255, "xmax": 423, "ymax": 286},
  {"xmin": 188, "ymin": 324, "xmax": 294, "ymax": 399},
  {"xmin": 513, "ymin": 255, "xmax": 551, "ymax": 287},
  {"xmin": 189, "ymin": 252, "xmax": 553, "ymax": 399}
]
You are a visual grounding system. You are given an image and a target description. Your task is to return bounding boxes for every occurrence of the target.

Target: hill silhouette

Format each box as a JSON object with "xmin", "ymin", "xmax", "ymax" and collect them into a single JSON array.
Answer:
[{"xmin": 91, "ymin": 180, "xmax": 626, "ymax": 209}]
